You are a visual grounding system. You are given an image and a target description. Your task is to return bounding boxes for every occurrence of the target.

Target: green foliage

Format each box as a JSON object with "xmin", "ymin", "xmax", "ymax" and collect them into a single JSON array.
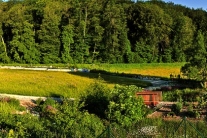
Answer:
[
  {"xmin": 81, "ymin": 81, "xmax": 148, "ymax": 128},
  {"xmin": 163, "ymin": 89, "xmax": 203, "ymax": 102},
  {"xmin": 107, "ymin": 85, "xmax": 145, "ymax": 127},
  {"xmin": 187, "ymin": 103, "xmax": 193, "ymax": 112},
  {"xmin": 81, "ymin": 78, "xmax": 110, "ymax": 119},
  {"xmin": 1, "ymin": 87, "xmax": 207, "ymax": 137},
  {"xmin": 61, "ymin": 25, "xmax": 74, "ymax": 63},
  {"xmin": 44, "ymin": 99, "xmax": 105, "ymax": 138},
  {"xmin": 162, "ymin": 47, "xmax": 172, "ymax": 62},
  {"xmin": 0, "ymin": 113, "xmax": 45, "ymax": 137},
  {"xmin": 37, "ymin": 1, "xmax": 62, "ymax": 63},
  {"xmin": 34, "ymin": 98, "xmax": 57, "ymax": 117},
  {"xmin": 181, "ymin": 30, "xmax": 207, "ymax": 81},
  {"xmin": 185, "ymin": 103, "xmax": 201, "ymax": 118},
  {"xmin": 0, "ymin": 98, "xmax": 105, "ymax": 137},
  {"xmin": 128, "ymin": 2, "xmax": 173, "ymax": 63},
  {"xmin": 171, "ymin": 102, "xmax": 182, "ymax": 115},
  {"xmin": 0, "ymin": 27, "xmax": 10, "ymax": 63},
  {"xmin": 132, "ymin": 42, "xmax": 153, "ymax": 63},
  {"xmin": 0, "ymin": 0, "xmax": 206, "ymax": 64},
  {"xmin": 0, "ymin": 97, "xmax": 25, "ymax": 113}
]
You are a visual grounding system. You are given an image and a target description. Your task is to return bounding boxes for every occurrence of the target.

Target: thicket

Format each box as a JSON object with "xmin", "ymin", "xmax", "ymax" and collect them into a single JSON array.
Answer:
[{"xmin": 0, "ymin": 0, "xmax": 207, "ymax": 64}]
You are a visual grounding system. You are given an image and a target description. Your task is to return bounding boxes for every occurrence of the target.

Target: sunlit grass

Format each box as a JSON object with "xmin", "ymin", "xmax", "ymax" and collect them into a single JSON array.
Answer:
[
  {"xmin": 0, "ymin": 63, "xmax": 184, "ymax": 78},
  {"xmin": 0, "ymin": 69, "xmax": 150, "ymax": 97},
  {"xmin": 0, "ymin": 98, "xmax": 25, "ymax": 114},
  {"xmin": 0, "ymin": 69, "xmax": 93, "ymax": 98},
  {"xmin": 94, "ymin": 63, "xmax": 185, "ymax": 78},
  {"xmin": 0, "ymin": 63, "xmax": 184, "ymax": 97},
  {"xmin": 0, "ymin": 102, "xmax": 16, "ymax": 114}
]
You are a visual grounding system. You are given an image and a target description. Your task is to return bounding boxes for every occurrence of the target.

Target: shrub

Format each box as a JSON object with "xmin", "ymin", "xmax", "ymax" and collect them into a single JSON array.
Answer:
[
  {"xmin": 44, "ymin": 99, "xmax": 105, "ymax": 138},
  {"xmin": 81, "ymin": 79, "xmax": 110, "ymax": 119},
  {"xmin": 185, "ymin": 103, "xmax": 200, "ymax": 118},
  {"xmin": 167, "ymin": 112, "xmax": 176, "ymax": 117},
  {"xmin": 171, "ymin": 102, "xmax": 182, "ymax": 115},
  {"xmin": 107, "ymin": 85, "xmax": 145, "ymax": 127},
  {"xmin": 34, "ymin": 98, "xmax": 57, "ymax": 117}
]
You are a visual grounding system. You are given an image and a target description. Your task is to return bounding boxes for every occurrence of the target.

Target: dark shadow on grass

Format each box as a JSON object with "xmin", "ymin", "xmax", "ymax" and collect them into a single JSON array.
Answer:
[
  {"xmin": 50, "ymin": 93, "xmax": 62, "ymax": 98},
  {"xmin": 67, "ymin": 69, "xmax": 202, "ymax": 90},
  {"xmin": 68, "ymin": 70, "xmax": 153, "ymax": 88}
]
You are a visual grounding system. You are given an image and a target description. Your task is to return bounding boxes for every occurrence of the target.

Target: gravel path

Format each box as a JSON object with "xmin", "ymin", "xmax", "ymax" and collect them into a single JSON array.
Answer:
[
  {"xmin": 0, "ymin": 65, "xmax": 90, "ymax": 72},
  {"xmin": 0, "ymin": 93, "xmax": 47, "ymax": 101},
  {"xmin": 0, "ymin": 93, "xmax": 73, "ymax": 102},
  {"xmin": 0, "ymin": 66, "xmax": 71, "ymax": 72}
]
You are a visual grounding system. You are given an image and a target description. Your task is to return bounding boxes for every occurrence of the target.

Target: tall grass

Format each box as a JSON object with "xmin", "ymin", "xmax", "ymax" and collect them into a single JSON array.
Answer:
[
  {"xmin": 0, "ymin": 102, "xmax": 16, "ymax": 114},
  {"xmin": 0, "ymin": 97, "xmax": 25, "ymax": 114}
]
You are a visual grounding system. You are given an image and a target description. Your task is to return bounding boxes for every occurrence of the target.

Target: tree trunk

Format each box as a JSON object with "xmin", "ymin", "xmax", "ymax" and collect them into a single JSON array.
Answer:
[{"xmin": 1, "ymin": 35, "xmax": 8, "ymax": 58}]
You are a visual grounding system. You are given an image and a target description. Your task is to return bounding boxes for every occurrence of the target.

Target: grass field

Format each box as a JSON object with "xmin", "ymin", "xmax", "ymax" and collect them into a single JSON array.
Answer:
[
  {"xmin": 1, "ymin": 62, "xmax": 185, "ymax": 77},
  {"xmin": 93, "ymin": 63, "xmax": 185, "ymax": 78},
  {"xmin": 0, "ymin": 63, "xmax": 184, "ymax": 97},
  {"xmin": 0, "ymin": 69, "xmax": 150, "ymax": 97}
]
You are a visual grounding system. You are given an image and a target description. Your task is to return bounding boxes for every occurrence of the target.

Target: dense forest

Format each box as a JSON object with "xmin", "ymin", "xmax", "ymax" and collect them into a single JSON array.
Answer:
[{"xmin": 0, "ymin": 0, "xmax": 207, "ymax": 64}]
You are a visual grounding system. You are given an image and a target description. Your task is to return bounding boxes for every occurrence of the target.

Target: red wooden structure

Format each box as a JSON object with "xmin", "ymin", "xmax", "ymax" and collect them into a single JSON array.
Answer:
[{"xmin": 136, "ymin": 91, "xmax": 162, "ymax": 106}]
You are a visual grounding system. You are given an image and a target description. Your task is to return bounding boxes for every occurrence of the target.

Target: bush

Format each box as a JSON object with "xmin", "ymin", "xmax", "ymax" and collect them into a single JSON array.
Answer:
[
  {"xmin": 171, "ymin": 102, "xmax": 182, "ymax": 115},
  {"xmin": 185, "ymin": 104, "xmax": 201, "ymax": 118},
  {"xmin": 81, "ymin": 78, "xmax": 110, "ymax": 119},
  {"xmin": 34, "ymin": 98, "xmax": 57, "ymax": 117},
  {"xmin": 44, "ymin": 99, "xmax": 105, "ymax": 138},
  {"xmin": 108, "ymin": 85, "xmax": 145, "ymax": 127},
  {"xmin": 167, "ymin": 112, "xmax": 176, "ymax": 117}
]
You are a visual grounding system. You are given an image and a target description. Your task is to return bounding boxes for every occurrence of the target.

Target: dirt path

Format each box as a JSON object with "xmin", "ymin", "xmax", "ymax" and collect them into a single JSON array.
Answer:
[
  {"xmin": 0, "ymin": 93, "xmax": 47, "ymax": 101},
  {"xmin": 0, "ymin": 94, "xmax": 47, "ymax": 108},
  {"xmin": 0, "ymin": 94, "xmax": 66, "ymax": 109}
]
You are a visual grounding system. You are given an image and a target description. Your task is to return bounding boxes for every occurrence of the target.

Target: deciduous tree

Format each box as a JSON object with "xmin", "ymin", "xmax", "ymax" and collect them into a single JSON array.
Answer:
[{"xmin": 181, "ymin": 30, "xmax": 207, "ymax": 81}]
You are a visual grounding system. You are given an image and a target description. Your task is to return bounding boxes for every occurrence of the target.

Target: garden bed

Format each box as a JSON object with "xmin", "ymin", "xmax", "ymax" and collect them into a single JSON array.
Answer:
[{"xmin": 148, "ymin": 102, "xmax": 207, "ymax": 121}]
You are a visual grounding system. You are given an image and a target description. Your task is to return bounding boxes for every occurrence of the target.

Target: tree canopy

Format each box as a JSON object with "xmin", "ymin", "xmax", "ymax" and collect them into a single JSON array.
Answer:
[{"xmin": 0, "ymin": 0, "xmax": 207, "ymax": 64}]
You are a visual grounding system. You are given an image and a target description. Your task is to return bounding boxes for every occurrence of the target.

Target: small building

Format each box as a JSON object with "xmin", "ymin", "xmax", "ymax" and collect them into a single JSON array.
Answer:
[{"xmin": 136, "ymin": 91, "xmax": 162, "ymax": 106}]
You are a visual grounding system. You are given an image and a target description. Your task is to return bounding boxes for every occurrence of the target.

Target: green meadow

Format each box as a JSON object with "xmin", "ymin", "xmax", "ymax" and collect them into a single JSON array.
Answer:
[
  {"xmin": 90, "ymin": 63, "xmax": 185, "ymax": 77},
  {"xmin": 0, "ymin": 69, "xmax": 149, "ymax": 97},
  {"xmin": 0, "ymin": 63, "xmax": 184, "ymax": 97}
]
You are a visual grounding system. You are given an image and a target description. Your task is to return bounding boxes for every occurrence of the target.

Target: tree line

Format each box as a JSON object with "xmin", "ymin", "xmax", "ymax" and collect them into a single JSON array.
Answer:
[{"xmin": 0, "ymin": 0, "xmax": 207, "ymax": 64}]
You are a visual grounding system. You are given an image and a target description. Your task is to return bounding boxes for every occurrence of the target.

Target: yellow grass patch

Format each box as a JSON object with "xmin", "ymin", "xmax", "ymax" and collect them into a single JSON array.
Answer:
[
  {"xmin": 104, "ymin": 63, "xmax": 184, "ymax": 78},
  {"xmin": 0, "ymin": 69, "xmax": 95, "ymax": 98},
  {"xmin": 0, "ymin": 63, "xmax": 184, "ymax": 97},
  {"xmin": 129, "ymin": 67, "xmax": 181, "ymax": 78}
]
